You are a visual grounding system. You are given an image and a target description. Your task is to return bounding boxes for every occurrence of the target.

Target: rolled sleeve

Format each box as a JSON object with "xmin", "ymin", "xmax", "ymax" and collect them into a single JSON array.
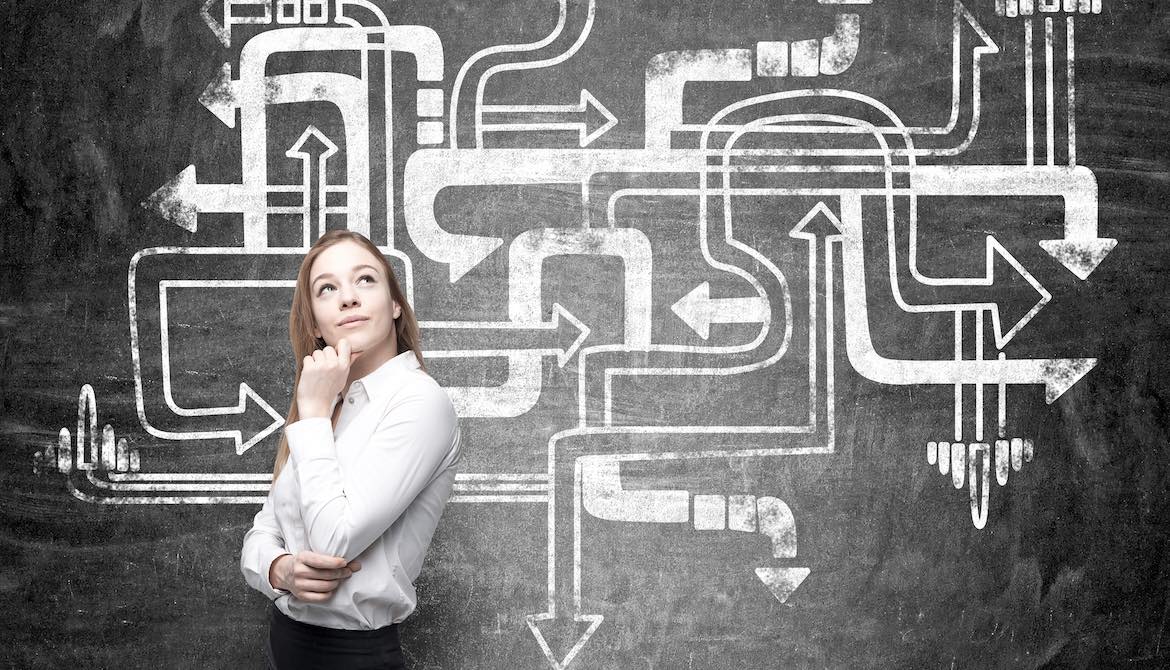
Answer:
[
  {"xmin": 285, "ymin": 384, "xmax": 459, "ymax": 562},
  {"xmin": 240, "ymin": 493, "xmax": 292, "ymax": 600}
]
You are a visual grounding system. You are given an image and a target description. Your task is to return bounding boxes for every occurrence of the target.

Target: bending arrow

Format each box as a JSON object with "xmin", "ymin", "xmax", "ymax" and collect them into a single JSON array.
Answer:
[
  {"xmin": 887, "ymin": 205, "xmax": 1050, "ymax": 349},
  {"xmin": 403, "ymin": 148, "xmax": 709, "ymax": 283},
  {"xmin": 838, "ymin": 195, "xmax": 1096, "ymax": 403},
  {"xmin": 481, "ymin": 89, "xmax": 618, "ymax": 147},
  {"xmin": 908, "ymin": 164, "xmax": 1115, "ymax": 280},
  {"xmin": 670, "ymin": 282, "xmax": 767, "ymax": 339},
  {"xmin": 420, "ymin": 303, "xmax": 591, "ymax": 368},
  {"xmin": 129, "ymin": 249, "xmax": 293, "ymax": 455},
  {"xmin": 899, "ymin": 0, "xmax": 998, "ymax": 136}
]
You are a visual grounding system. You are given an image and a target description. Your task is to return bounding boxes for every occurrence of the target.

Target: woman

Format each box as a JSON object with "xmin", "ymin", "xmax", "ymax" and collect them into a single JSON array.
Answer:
[{"xmin": 241, "ymin": 230, "xmax": 462, "ymax": 669}]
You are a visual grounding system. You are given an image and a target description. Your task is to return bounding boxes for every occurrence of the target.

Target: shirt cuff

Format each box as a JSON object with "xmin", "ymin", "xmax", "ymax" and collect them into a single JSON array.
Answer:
[
  {"xmin": 261, "ymin": 548, "xmax": 292, "ymax": 600},
  {"xmin": 284, "ymin": 416, "xmax": 335, "ymax": 464}
]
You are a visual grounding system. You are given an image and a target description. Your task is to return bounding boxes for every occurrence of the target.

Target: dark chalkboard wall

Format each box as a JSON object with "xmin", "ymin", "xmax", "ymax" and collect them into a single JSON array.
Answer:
[{"xmin": 2, "ymin": 0, "xmax": 1168, "ymax": 668}]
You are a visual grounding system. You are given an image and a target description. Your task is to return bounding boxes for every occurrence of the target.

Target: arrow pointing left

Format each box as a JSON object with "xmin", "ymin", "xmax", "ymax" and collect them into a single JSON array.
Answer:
[{"xmin": 140, "ymin": 165, "xmax": 256, "ymax": 233}]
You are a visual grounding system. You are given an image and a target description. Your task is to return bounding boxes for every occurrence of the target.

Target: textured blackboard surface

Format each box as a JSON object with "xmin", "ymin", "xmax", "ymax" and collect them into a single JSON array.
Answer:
[{"xmin": 1, "ymin": 1, "xmax": 1167, "ymax": 668}]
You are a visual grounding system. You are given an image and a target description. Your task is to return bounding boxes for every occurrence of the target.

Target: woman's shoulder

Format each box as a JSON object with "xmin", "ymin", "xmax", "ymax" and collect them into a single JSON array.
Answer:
[{"xmin": 387, "ymin": 368, "xmax": 456, "ymax": 415}]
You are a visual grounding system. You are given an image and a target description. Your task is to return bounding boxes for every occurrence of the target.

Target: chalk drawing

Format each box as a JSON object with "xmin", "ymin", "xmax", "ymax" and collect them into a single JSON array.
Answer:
[{"xmin": 35, "ymin": 2, "xmax": 1118, "ymax": 667}]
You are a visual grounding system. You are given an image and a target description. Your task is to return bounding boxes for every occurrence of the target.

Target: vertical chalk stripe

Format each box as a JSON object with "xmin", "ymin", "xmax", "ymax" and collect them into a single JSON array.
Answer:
[
  {"xmin": 1025, "ymin": 20, "xmax": 1035, "ymax": 166},
  {"xmin": 1045, "ymin": 17, "xmax": 1055, "ymax": 166},
  {"xmin": 995, "ymin": 440, "xmax": 1011, "ymax": 485},
  {"xmin": 1067, "ymin": 17, "xmax": 1076, "ymax": 166},
  {"xmin": 951, "ymin": 442, "xmax": 965, "ymax": 489}
]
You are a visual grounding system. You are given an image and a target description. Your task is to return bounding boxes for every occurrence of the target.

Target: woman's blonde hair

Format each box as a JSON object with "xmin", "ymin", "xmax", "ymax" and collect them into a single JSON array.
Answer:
[{"xmin": 272, "ymin": 230, "xmax": 426, "ymax": 481}]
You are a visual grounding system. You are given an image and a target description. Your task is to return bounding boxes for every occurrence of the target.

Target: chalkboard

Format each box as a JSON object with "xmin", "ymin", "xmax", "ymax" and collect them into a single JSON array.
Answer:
[{"xmin": 2, "ymin": 0, "xmax": 1168, "ymax": 668}]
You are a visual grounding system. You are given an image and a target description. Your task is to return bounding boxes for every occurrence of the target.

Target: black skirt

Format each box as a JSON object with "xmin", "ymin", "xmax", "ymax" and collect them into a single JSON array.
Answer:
[{"xmin": 265, "ymin": 603, "xmax": 406, "ymax": 670}]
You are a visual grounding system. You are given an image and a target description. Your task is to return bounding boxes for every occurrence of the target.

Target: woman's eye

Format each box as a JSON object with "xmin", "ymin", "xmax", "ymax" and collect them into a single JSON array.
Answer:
[
  {"xmin": 317, "ymin": 284, "xmax": 334, "ymax": 295},
  {"xmin": 359, "ymin": 274, "xmax": 375, "ymax": 284}
]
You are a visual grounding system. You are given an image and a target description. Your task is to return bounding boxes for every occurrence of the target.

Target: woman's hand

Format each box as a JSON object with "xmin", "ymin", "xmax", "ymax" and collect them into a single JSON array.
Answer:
[
  {"xmin": 270, "ymin": 551, "xmax": 362, "ymax": 602},
  {"xmin": 297, "ymin": 338, "xmax": 363, "ymax": 418}
]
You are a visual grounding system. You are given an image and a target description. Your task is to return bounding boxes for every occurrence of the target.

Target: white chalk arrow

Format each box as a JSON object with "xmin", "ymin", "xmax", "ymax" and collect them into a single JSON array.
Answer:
[
  {"xmin": 525, "ymin": 612, "xmax": 604, "ymax": 670},
  {"xmin": 1038, "ymin": 238, "xmax": 1117, "ymax": 281},
  {"xmin": 908, "ymin": 165, "xmax": 1115, "ymax": 280},
  {"xmin": 199, "ymin": 62, "xmax": 238, "ymax": 127},
  {"xmin": 839, "ymin": 195, "xmax": 1096, "ymax": 403},
  {"xmin": 481, "ymin": 89, "xmax": 619, "ymax": 147},
  {"xmin": 140, "ymin": 165, "xmax": 254, "ymax": 233},
  {"xmin": 421, "ymin": 303, "xmax": 590, "ymax": 368},
  {"xmin": 200, "ymin": 0, "xmax": 229, "ymax": 47},
  {"xmin": 755, "ymin": 567, "xmax": 811, "ymax": 603},
  {"xmin": 891, "ymin": 231, "xmax": 1051, "ymax": 349},
  {"xmin": 286, "ymin": 126, "xmax": 338, "ymax": 242},
  {"xmin": 671, "ymin": 282, "xmax": 768, "ymax": 339}
]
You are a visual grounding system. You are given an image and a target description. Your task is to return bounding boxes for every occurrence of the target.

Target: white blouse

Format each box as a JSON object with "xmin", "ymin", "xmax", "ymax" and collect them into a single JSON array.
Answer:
[{"xmin": 240, "ymin": 349, "xmax": 462, "ymax": 630}]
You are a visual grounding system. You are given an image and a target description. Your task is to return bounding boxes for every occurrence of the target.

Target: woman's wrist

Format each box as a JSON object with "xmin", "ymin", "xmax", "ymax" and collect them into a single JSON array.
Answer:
[{"xmin": 270, "ymin": 553, "xmax": 292, "ymax": 591}]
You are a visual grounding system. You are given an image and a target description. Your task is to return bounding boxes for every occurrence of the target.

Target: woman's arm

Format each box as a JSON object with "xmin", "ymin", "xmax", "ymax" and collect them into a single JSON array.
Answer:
[
  {"xmin": 284, "ymin": 382, "xmax": 460, "ymax": 562},
  {"xmin": 240, "ymin": 492, "xmax": 292, "ymax": 599}
]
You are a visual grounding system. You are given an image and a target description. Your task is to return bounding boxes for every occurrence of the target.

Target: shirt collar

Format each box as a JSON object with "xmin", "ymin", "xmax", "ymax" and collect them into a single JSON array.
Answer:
[{"xmin": 335, "ymin": 350, "xmax": 421, "ymax": 408}]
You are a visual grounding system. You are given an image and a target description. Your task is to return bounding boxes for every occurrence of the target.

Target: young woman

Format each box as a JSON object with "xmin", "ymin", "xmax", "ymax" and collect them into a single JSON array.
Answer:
[{"xmin": 241, "ymin": 230, "xmax": 462, "ymax": 669}]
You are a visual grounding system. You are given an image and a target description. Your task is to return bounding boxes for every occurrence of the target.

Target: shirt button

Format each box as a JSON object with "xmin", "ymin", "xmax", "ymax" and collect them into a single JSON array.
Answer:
[{"xmin": 348, "ymin": 397, "xmax": 355, "ymax": 404}]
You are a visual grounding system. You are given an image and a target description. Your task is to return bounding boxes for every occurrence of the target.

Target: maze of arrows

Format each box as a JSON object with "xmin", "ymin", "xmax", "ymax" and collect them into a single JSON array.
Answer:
[{"xmin": 31, "ymin": 1, "xmax": 1115, "ymax": 668}]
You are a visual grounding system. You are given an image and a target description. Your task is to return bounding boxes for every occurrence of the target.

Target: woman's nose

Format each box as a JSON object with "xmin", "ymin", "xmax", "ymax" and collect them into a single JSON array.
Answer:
[{"xmin": 338, "ymin": 285, "xmax": 360, "ymax": 306}]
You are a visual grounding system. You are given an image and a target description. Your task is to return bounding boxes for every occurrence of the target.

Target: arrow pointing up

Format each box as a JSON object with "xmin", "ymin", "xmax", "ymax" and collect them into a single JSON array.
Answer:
[{"xmin": 789, "ymin": 201, "xmax": 844, "ymax": 240}]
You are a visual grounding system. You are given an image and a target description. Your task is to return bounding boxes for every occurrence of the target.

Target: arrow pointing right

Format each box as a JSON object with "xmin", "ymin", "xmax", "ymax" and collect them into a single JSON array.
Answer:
[
  {"xmin": 480, "ymin": 89, "xmax": 619, "ymax": 147},
  {"xmin": 421, "ymin": 303, "xmax": 590, "ymax": 368}
]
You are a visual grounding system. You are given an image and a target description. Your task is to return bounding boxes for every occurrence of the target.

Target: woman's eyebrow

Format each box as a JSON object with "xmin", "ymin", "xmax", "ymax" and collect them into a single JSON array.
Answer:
[{"xmin": 311, "ymin": 264, "xmax": 380, "ymax": 286}]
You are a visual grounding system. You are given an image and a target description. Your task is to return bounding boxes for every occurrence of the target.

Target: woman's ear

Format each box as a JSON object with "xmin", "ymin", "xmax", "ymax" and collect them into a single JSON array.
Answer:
[{"xmin": 393, "ymin": 302, "xmax": 402, "ymax": 319}]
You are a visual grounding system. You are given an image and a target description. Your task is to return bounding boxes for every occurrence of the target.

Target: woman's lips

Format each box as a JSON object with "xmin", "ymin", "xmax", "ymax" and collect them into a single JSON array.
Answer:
[{"xmin": 338, "ymin": 318, "xmax": 367, "ymax": 328}]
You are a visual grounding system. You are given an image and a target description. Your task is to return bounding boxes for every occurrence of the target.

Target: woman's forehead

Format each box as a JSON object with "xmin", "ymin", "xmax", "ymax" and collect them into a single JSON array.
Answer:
[{"xmin": 311, "ymin": 241, "xmax": 382, "ymax": 274}]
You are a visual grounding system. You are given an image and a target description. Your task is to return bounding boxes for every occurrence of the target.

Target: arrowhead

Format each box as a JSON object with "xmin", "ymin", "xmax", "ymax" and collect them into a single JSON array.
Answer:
[
  {"xmin": 579, "ymin": 89, "xmax": 618, "ymax": 147},
  {"xmin": 237, "ymin": 383, "xmax": 285, "ymax": 455},
  {"xmin": 1039, "ymin": 238, "xmax": 1117, "ymax": 280},
  {"xmin": 199, "ymin": 62, "xmax": 238, "ymax": 128},
  {"xmin": 141, "ymin": 165, "xmax": 199, "ymax": 232},
  {"xmin": 987, "ymin": 237, "xmax": 1050, "ymax": 348},
  {"xmin": 526, "ymin": 612, "xmax": 603, "ymax": 670},
  {"xmin": 955, "ymin": 1, "xmax": 999, "ymax": 56},
  {"xmin": 286, "ymin": 125, "xmax": 339, "ymax": 160},
  {"xmin": 200, "ymin": 0, "xmax": 229, "ymax": 47},
  {"xmin": 788, "ymin": 201, "xmax": 844, "ymax": 240},
  {"xmin": 551, "ymin": 303, "xmax": 590, "ymax": 368},
  {"xmin": 1042, "ymin": 358, "xmax": 1097, "ymax": 404},
  {"xmin": 447, "ymin": 237, "xmax": 504, "ymax": 283},
  {"xmin": 671, "ymin": 282, "xmax": 711, "ymax": 339},
  {"xmin": 755, "ymin": 566, "xmax": 811, "ymax": 603}
]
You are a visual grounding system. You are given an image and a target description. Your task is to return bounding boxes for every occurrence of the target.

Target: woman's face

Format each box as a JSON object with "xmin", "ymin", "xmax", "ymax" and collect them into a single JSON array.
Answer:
[{"xmin": 307, "ymin": 240, "xmax": 402, "ymax": 356}]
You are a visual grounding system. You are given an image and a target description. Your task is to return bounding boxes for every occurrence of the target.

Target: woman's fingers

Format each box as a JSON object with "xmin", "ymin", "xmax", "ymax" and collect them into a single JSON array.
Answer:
[
  {"xmin": 295, "ymin": 577, "xmax": 345, "ymax": 594},
  {"xmin": 295, "ymin": 564, "xmax": 352, "ymax": 580}
]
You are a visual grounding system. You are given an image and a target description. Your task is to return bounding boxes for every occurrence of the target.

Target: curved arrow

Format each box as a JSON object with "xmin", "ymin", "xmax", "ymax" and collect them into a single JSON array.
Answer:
[{"xmin": 838, "ymin": 195, "xmax": 1095, "ymax": 403}]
